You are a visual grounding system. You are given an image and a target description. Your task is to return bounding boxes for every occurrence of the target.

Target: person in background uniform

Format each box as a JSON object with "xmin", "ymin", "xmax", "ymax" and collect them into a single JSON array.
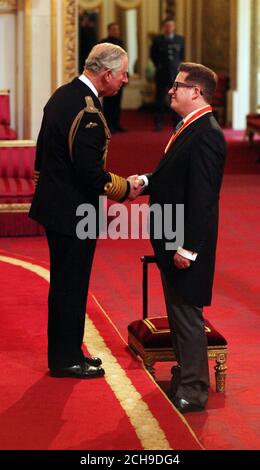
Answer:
[
  {"xmin": 100, "ymin": 23, "xmax": 127, "ymax": 133},
  {"xmin": 151, "ymin": 18, "xmax": 185, "ymax": 131},
  {"xmin": 133, "ymin": 62, "xmax": 226, "ymax": 413},
  {"xmin": 29, "ymin": 43, "xmax": 141, "ymax": 379}
]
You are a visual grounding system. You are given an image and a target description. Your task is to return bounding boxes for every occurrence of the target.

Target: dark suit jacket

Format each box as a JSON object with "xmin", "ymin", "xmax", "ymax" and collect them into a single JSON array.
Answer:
[
  {"xmin": 29, "ymin": 78, "xmax": 112, "ymax": 235},
  {"xmin": 147, "ymin": 113, "xmax": 226, "ymax": 306},
  {"xmin": 151, "ymin": 34, "xmax": 185, "ymax": 83}
]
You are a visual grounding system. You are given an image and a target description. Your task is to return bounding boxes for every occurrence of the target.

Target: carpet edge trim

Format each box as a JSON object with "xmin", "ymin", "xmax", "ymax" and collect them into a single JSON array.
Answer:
[{"xmin": 90, "ymin": 291, "xmax": 204, "ymax": 450}]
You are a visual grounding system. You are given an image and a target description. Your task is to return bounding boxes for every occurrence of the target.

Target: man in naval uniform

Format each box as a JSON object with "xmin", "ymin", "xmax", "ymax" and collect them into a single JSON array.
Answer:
[{"xmin": 29, "ymin": 43, "xmax": 141, "ymax": 379}]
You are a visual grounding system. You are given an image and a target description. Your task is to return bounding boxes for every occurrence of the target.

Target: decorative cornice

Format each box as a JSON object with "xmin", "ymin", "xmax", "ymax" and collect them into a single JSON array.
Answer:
[{"xmin": 62, "ymin": 0, "xmax": 77, "ymax": 84}]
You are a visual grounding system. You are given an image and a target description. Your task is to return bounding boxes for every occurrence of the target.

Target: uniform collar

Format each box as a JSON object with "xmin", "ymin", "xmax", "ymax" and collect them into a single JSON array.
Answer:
[{"xmin": 78, "ymin": 74, "xmax": 98, "ymax": 97}]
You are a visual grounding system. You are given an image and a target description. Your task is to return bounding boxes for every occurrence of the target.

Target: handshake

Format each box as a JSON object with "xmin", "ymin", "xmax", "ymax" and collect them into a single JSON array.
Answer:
[{"xmin": 126, "ymin": 175, "xmax": 145, "ymax": 200}]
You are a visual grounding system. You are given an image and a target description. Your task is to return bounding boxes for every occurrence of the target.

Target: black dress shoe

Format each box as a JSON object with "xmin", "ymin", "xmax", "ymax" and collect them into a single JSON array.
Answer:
[
  {"xmin": 50, "ymin": 362, "xmax": 105, "ymax": 379},
  {"xmin": 172, "ymin": 397, "xmax": 204, "ymax": 414},
  {"xmin": 84, "ymin": 356, "xmax": 102, "ymax": 367}
]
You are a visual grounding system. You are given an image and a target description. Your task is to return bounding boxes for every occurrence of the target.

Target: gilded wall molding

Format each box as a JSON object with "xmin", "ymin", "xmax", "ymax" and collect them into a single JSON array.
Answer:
[
  {"xmin": 24, "ymin": 0, "xmax": 31, "ymax": 139},
  {"xmin": 230, "ymin": 0, "xmax": 237, "ymax": 90},
  {"xmin": 79, "ymin": 0, "xmax": 102, "ymax": 8},
  {"xmin": 51, "ymin": 0, "xmax": 57, "ymax": 92},
  {"xmin": 0, "ymin": 0, "xmax": 17, "ymax": 12},
  {"xmin": 165, "ymin": 0, "xmax": 176, "ymax": 18},
  {"xmin": 115, "ymin": 0, "xmax": 141, "ymax": 8},
  {"xmin": 201, "ymin": 0, "xmax": 230, "ymax": 74},
  {"xmin": 62, "ymin": 0, "xmax": 77, "ymax": 84},
  {"xmin": 160, "ymin": 0, "xmax": 176, "ymax": 20},
  {"xmin": 250, "ymin": 0, "xmax": 258, "ymax": 111}
]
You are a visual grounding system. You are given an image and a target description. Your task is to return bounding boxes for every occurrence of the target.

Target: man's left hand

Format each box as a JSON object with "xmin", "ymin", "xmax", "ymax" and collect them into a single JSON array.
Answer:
[{"xmin": 174, "ymin": 252, "xmax": 191, "ymax": 269}]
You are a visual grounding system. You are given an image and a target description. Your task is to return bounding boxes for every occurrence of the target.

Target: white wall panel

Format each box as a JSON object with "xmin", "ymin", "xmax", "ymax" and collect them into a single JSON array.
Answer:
[
  {"xmin": 0, "ymin": 14, "xmax": 16, "ymax": 130},
  {"xmin": 30, "ymin": 0, "xmax": 51, "ymax": 140}
]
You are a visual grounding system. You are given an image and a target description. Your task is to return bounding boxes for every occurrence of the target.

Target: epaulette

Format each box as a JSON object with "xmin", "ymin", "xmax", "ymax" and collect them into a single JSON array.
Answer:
[{"xmin": 68, "ymin": 96, "xmax": 111, "ymax": 161}]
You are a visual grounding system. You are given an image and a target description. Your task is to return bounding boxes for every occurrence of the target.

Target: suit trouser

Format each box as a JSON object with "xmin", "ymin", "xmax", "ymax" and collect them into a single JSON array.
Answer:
[
  {"xmin": 161, "ymin": 271, "xmax": 209, "ymax": 407},
  {"xmin": 46, "ymin": 230, "xmax": 96, "ymax": 369}
]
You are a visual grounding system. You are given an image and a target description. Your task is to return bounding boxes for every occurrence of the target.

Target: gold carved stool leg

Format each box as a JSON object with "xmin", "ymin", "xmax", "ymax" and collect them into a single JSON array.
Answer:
[
  {"xmin": 215, "ymin": 351, "xmax": 227, "ymax": 392},
  {"xmin": 144, "ymin": 354, "xmax": 156, "ymax": 377}
]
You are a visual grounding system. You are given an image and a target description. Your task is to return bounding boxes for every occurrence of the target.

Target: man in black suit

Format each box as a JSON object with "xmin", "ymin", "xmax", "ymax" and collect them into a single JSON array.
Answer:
[
  {"xmin": 29, "ymin": 43, "xmax": 139, "ymax": 379},
  {"xmin": 151, "ymin": 18, "xmax": 184, "ymax": 131},
  {"xmin": 101, "ymin": 23, "xmax": 127, "ymax": 133},
  {"xmin": 134, "ymin": 62, "xmax": 226, "ymax": 412}
]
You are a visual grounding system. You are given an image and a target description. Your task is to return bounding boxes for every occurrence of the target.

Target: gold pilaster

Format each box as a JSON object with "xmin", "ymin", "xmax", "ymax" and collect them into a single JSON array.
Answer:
[
  {"xmin": 51, "ymin": 0, "xmax": 57, "ymax": 93},
  {"xmin": 24, "ymin": 0, "xmax": 31, "ymax": 139},
  {"xmin": 250, "ymin": 0, "xmax": 258, "ymax": 111},
  {"xmin": 230, "ymin": 0, "xmax": 237, "ymax": 91},
  {"xmin": 62, "ymin": 0, "xmax": 77, "ymax": 84}
]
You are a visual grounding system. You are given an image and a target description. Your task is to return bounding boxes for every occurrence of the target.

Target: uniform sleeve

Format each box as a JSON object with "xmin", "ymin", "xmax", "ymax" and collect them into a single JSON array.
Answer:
[
  {"xmin": 71, "ymin": 108, "xmax": 130, "ymax": 202},
  {"xmin": 33, "ymin": 115, "xmax": 45, "ymax": 187}
]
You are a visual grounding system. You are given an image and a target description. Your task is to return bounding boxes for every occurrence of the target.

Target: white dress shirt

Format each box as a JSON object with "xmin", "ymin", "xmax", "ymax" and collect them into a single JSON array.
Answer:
[{"xmin": 78, "ymin": 74, "xmax": 98, "ymax": 98}]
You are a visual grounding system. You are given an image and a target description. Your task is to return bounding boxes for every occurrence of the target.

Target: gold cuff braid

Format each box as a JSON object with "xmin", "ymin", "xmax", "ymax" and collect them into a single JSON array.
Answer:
[{"xmin": 104, "ymin": 173, "xmax": 128, "ymax": 201}]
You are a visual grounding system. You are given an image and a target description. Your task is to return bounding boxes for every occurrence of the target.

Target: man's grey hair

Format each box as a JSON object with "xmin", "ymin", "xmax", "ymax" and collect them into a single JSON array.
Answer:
[{"xmin": 84, "ymin": 43, "xmax": 127, "ymax": 76}]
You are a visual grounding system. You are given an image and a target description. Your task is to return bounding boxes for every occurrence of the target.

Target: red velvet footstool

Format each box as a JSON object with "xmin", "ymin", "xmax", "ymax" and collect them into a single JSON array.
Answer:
[{"xmin": 128, "ymin": 256, "xmax": 227, "ymax": 392}]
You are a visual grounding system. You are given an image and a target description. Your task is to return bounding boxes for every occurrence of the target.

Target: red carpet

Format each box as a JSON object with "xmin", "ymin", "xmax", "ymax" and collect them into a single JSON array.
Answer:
[
  {"xmin": 0, "ymin": 111, "xmax": 260, "ymax": 449},
  {"xmin": 0, "ymin": 256, "xmax": 201, "ymax": 450},
  {"xmin": 107, "ymin": 111, "xmax": 260, "ymax": 177}
]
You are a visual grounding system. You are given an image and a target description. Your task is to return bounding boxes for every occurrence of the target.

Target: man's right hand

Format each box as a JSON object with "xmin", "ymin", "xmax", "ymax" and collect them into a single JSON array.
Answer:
[{"xmin": 127, "ymin": 175, "xmax": 144, "ymax": 200}]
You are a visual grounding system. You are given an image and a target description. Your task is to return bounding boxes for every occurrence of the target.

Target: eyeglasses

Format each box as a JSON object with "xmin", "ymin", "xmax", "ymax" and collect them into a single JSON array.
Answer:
[{"xmin": 172, "ymin": 81, "xmax": 203, "ymax": 95}]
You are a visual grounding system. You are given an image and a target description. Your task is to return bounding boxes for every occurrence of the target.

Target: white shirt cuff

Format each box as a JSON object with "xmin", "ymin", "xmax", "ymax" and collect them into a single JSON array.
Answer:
[
  {"xmin": 139, "ymin": 174, "xmax": 149, "ymax": 188},
  {"xmin": 177, "ymin": 246, "xmax": 198, "ymax": 261}
]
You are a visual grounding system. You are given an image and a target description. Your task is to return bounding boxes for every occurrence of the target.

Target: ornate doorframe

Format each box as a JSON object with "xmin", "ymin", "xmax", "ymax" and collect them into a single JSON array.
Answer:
[{"xmin": 62, "ymin": 0, "xmax": 78, "ymax": 83}]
